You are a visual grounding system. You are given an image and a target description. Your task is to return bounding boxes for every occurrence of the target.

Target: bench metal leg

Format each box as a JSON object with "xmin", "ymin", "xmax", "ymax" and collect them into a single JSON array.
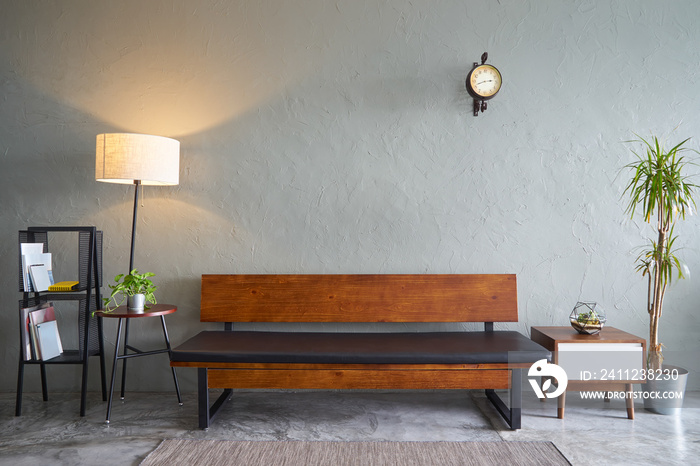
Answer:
[
  {"xmin": 485, "ymin": 368, "xmax": 522, "ymax": 430},
  {"xmin": 198, "ymin": 368, "xmax": 233, "ymax": 430},
  {"xmin": 510, "ymin": 368, "xmax": 522, "ymax": 429},
  {"xmin": 198, "ymin": 368, "xmax": 210, "ymax": 429}
]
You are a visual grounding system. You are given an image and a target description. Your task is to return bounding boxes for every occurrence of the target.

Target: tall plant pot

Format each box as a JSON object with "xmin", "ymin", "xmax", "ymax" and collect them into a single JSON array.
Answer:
[
  {"xmin": 127, "ymin": 293, "xmax": 145, "ymax": 312},
  {"xmin": 642, "ymin": 365, "xmax": 688, "ymax": 415}
]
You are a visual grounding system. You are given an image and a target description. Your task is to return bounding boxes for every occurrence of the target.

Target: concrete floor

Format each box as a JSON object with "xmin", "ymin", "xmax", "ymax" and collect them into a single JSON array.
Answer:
[{"xmin": 1, "ymin": 389, "xmax": 698, "ymax": 465}]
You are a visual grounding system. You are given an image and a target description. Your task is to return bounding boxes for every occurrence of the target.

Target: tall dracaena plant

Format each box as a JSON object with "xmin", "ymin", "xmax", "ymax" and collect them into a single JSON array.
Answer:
[{"xmin": 623, "ymin": 135, "xmax": 698, "ymax": 370}]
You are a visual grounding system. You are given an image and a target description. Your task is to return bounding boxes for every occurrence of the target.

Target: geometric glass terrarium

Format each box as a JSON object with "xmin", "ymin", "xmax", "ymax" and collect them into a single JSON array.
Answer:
[{"xmin": 569, "ymin": 302, "xmax": 606, "ymax": 335}]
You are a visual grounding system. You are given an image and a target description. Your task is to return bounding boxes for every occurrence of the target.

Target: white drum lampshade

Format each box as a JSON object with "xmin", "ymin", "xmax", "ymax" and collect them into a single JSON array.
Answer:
[{"xmin": 95, "ymin": 133, "xmax": 179, "ymax": 186}]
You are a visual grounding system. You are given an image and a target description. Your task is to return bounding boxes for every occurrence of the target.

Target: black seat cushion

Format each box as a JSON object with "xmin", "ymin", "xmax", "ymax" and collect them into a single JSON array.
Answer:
[{"xmin": 171, "ymin": 331, "xmax": 550, "ymax": 365}]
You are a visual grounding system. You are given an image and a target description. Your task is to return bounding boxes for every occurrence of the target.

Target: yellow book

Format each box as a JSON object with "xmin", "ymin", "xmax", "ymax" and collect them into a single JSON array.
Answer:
[{"xmin": 48, "ymin": 281, "xmax": 79, "ymax": 292}]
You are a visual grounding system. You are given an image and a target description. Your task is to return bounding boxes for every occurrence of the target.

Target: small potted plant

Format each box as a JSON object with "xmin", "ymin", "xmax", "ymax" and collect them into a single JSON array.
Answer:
[{"xmin": 103, "ymin": 270, "xmax": 157, "ymax": 312}]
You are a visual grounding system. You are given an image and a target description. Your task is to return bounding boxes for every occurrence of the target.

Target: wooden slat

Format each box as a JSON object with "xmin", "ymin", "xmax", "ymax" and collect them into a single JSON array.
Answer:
[
  {"xmin": 201, "ymin": 274, "xmax": 517, "ymax": 323},
  {"xmin": 171, "ymin": 361, "xmax": 527, "ymax": 370},
  {"xmin": 207, "ymin": 368, "xmax": 511, "ymax": 390}
]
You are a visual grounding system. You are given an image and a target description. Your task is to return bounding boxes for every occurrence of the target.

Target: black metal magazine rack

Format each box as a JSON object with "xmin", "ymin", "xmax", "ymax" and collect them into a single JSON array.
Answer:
[{"xmin": 16, "ymin": 226, "xmax": 107, "ymax": 416}]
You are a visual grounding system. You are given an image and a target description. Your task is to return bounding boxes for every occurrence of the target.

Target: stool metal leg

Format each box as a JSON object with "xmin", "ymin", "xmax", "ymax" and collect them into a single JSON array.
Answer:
[
  {"xmin": 160, "ymin": 315, "xmax": 182, "ymax": 405},
  {"xmin": 119, "ymin": 319, "xmax": 130, "ymax": 399},
  {"xmin": 98, "ymin": 317, "xmax": 108, "ymax": 402},
  {"xmin": 106, "ymin": 318, "xmax": 124, "ymax": 424}
]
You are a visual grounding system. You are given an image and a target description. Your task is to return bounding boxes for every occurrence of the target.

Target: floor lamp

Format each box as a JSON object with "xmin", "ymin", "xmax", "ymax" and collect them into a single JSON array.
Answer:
[
  {"xmin": 95, "ymin": 133, "xmax": 180, "ymax": 404},
  {"xmin": 95, "ymin": 133, "xmax": 180, "ymax": 273}
]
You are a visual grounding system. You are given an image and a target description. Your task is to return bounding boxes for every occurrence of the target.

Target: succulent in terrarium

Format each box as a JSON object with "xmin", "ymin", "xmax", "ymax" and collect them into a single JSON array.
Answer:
[{"xmin": 569, "ymin": 302, "xmax": 606, "ymax": 335}]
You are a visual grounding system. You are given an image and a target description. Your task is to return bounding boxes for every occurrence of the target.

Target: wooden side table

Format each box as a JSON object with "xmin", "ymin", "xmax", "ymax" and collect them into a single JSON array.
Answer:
[
  {"xmin": 96, "ymin": 304, "xmax": 182, "ymax": 423},
  {"xmin": 531, "ymin": 326, "xmax": 645, "ymax": 419}
]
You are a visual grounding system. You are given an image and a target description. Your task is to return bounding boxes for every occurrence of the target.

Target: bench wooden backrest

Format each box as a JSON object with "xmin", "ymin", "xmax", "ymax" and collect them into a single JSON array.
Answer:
[{"xmin": 200, "ymin": 274, "xmax": 517, "ymax": 323}]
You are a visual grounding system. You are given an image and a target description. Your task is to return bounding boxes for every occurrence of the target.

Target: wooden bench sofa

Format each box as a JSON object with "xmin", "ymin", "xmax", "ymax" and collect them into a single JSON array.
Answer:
[{"xmin": 170, "ymin": 274, "xmax": 550, "ymax": 430}]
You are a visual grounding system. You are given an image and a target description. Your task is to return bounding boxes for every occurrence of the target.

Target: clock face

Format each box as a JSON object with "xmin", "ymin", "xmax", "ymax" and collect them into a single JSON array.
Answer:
[{"xmin": 468, "ymin": 64, "xmax": 502, "ymax": 98}]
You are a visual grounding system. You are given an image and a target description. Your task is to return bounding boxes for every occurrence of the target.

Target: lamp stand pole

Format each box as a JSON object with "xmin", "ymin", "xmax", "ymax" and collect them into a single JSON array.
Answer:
[
  {"xmin": 120, "ymin": 179, "xmax": 141, "ymax": 399},
  {"xmin": 129, "ymin": 180, "xmax": 141, "ymax": 273}
]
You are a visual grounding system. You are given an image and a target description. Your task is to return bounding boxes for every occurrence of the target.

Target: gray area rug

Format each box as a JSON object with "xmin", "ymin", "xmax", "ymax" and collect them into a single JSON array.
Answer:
[{"xmin": 141, "ymin": 439, "xmax": 571, "ymax": 465}]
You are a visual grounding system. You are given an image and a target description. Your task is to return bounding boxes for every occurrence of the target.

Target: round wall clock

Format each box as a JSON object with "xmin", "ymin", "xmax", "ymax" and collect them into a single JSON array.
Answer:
[{"xmin": 466, "ymin": 52, "xmax": 502, "ymax": 116}]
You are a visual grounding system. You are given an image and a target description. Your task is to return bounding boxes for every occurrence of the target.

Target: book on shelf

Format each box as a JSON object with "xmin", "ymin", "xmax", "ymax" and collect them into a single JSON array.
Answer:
[
  {"xmin": 36, "ymin": 320, "xmax": 62, "ymax": 361},
  {"xmin": 29, "ymin": 264, "xmax": 52, "ymax": 292},
  {"xmin": 20, "ymin": 302, "xmax": 52, "ymax": 361},
  {"xmin": 28, "ymin": 306, "xmax": 62, "ymax": 360},
  {"xmin": 20, "ymin": 243, "xmax": 43, "ymax": 292},
  {"xmin": 21, "ymin": 247, "xmax": 54, "ymax": 292},
  {"xmin": 48, "ymin": 281, "xmax": 79, "ymax": 292}
]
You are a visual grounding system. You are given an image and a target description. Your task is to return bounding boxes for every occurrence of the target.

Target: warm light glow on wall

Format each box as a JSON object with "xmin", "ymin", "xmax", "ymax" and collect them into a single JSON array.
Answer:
[{"xmin": 5, "ymin": 2, "xmax": 321, "ymax": 137}]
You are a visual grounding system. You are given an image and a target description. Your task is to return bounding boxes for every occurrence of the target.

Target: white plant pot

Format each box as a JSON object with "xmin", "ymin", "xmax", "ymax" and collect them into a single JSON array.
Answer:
[
  {"xmin": 642, "ymin": 365, "xmax": 688, "ymax": 415},
  {"xmin": 127, "ymin": 294, "xmax": 146, "ymax": 312}
]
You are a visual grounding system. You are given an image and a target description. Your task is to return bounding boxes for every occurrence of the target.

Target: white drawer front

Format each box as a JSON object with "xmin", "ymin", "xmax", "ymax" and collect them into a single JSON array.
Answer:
[{"xmin": 557, "ymin": 343, "xmax": 643, "ymax": 381}]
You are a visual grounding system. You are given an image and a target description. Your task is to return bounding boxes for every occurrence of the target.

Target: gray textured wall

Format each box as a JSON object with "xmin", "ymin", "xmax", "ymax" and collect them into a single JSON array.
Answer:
[{"xmin": 1, "ymin": 0, "xmax": 699, "ymax": 394}]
